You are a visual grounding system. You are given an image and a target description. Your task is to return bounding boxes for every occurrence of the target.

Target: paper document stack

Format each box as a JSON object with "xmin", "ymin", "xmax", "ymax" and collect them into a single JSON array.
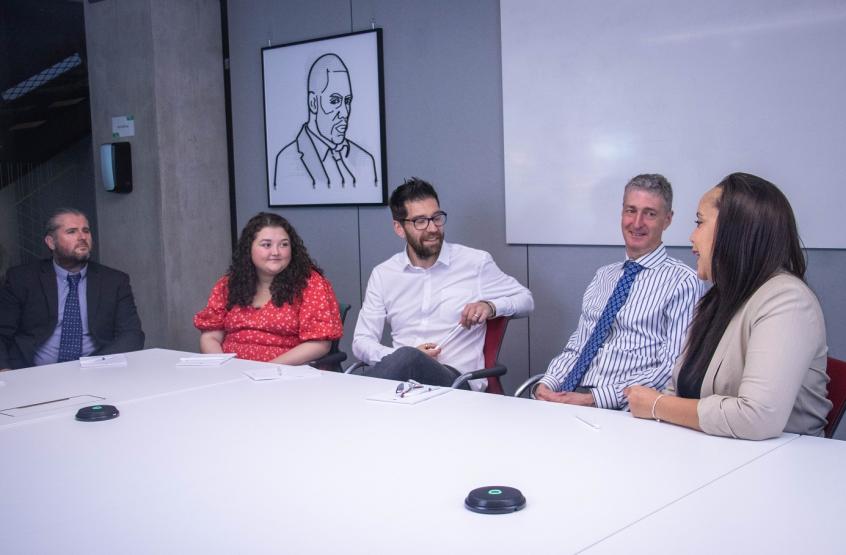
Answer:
[
  {"xmin": 79, "ymin": 354, "xmax": 128, "ymax": 368},
  {"xmin": 176, "ymin": 353, "xmax": 237, "ymax": 366},
  {"xmin": 242, "ymin": 365, "xmax": 322, "ymax": 381}
]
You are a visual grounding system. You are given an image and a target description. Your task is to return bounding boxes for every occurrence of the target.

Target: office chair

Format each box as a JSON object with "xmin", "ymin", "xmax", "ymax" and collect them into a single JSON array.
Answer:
[
  {"xmin": 514, "ymin": 373, "xmax": 544, "ymax": 398},
  {"xmin": 825, "ymin": 357, "xmax": 846, "ymax": 439},
  {"xmin": 345, "ymin": 317, "xmax": 511, "ymax": 393},
  {"xmin": 308, "ymin": 303, "xmax": 350, "ymax": 372}
]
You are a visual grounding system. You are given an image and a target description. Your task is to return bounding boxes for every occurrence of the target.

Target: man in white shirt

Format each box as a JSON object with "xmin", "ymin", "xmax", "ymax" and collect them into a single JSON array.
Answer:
[{"xmin": 352, "ymin": 177, "xmax": 533, "ymax": 391}]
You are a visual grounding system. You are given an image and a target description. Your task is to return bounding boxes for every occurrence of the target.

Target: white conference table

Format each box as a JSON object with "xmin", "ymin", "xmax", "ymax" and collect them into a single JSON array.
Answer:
[
  {"xmin": 0, "ymin": 348, "xmax": 271, "ymax": 423},
  {"xmin": 0, "ymin": 349, "xmax": 839, "ymax": 554},
  {"xmin": 585, "ymin": 433, "xmax": 846, "ymax": 554}
]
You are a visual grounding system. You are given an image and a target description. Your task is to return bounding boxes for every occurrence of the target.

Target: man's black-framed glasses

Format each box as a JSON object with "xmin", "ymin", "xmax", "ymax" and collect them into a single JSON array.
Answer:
[{"xmin": 399, "ymin": 211, "xmax": 447, "ymax": 230}]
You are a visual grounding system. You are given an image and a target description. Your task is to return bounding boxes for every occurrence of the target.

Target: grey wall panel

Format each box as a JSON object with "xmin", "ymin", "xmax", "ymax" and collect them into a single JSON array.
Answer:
[
  {"xmin": 228, "ymin": 0, "xmax": 361, "ymax": 359},
  {"xmin": 807, "ymin": 250, "xmax": 846, "ymax": 360},
  {"xmin": 227, "ymin": 0, "xmax": 355, "ymax": 228}
]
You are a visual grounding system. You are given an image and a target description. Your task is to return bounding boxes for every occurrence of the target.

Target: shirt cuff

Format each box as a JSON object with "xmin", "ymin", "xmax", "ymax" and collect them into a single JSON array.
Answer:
[
  {"xmin": 488, "ymin": 296, "xmax": 513, "ymax": 317},
  {"xmin": 539, "ymin": 374, "xmax": 561, "ymax": 392},
  {"xmin": 591, "ymin": 384, "xmax": 624, "ymax": 410}
]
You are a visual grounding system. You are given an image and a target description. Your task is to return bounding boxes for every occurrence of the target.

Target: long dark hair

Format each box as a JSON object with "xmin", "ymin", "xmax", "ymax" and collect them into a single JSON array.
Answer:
[
  {"xmin": 676, "ymin": 173, "xmax": 806, "ymax": 398},
  {"xmin": 226, "ymin": 212, "xmax": 322, "ymax": 309}
]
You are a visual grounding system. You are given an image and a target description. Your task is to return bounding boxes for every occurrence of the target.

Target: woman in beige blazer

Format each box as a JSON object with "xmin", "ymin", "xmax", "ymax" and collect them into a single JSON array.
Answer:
[{"xmin": 625, "ymin": 173, "xmax": 830, "ymax": 439}]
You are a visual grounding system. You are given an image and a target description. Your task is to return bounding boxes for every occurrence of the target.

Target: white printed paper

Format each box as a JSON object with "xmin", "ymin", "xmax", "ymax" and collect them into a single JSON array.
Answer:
[
  {"xmin": 177, "ymin": 354, "xmax": 236, "ymax": 367},
  {"xmin": 79, "ymin": 354, "xmax": 128, "ymax": 368},
  {"xmin": 366, "ymin": 386, "xmax": 451, "ymax": 405},
  {"xmin": 242, "ymin": 365, "xmax": 322, "ymax": 381}
]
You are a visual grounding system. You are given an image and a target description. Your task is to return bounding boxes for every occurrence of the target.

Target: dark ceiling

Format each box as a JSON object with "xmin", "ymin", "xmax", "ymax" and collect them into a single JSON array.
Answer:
[{"xmin": 0, "ymin": 0, "xmax": 90, "ymax": 190}]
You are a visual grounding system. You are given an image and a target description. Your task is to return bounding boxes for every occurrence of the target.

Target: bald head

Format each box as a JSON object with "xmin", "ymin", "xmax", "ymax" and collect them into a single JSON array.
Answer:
[{"xmin": 308, "ymin": 54, "xmax": 350, "ymax": 94}]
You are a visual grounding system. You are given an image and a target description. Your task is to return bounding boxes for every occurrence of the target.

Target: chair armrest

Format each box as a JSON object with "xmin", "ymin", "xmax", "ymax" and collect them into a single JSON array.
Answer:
[
  {"xmin": 450, "ymin": 363, "xmax": 507, "ymax": 389},
  {"xmin": 308, "ymin": 351, "xmax": 347, "ymax": 371},
  {"xmin": 514, "ymin": 373, "xmax": 545, "ymax": 398},
  {"xmin": 344, "ymin": 361, "xmax": 369, "ymax": 375}
]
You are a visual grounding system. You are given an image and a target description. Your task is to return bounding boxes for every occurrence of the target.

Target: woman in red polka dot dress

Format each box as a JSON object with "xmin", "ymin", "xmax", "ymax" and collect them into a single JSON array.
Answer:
[{"xmin": 194, "ymin": 212, "xmax": 343, "ymax": 364}]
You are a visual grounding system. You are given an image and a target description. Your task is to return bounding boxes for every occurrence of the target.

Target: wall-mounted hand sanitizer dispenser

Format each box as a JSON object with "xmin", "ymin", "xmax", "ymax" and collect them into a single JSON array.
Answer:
[{"xmin": 100, "ymin": 142, "xmax": 132, "ymax": 193}]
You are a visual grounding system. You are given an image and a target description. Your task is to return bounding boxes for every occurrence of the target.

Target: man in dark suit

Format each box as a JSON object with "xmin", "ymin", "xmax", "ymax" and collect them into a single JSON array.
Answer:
[{"xmin": 0, "ymin": 208, "xmax": 144, "ymax": 370}]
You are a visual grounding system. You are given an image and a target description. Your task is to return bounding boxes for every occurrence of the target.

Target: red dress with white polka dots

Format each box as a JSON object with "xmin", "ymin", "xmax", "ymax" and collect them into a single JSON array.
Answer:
[{"xmin": 193, "ymin": 271, "xmax": 343, "ymax": 362}]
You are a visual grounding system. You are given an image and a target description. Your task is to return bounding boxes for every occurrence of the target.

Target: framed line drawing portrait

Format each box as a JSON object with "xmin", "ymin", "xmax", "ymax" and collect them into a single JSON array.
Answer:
[{"xmin": 262, "ymin": 29, "xmax": 388, "ymax": 207}]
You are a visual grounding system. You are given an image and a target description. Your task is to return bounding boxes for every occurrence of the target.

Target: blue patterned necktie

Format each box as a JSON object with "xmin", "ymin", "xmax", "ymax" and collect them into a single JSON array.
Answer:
[
  {"xmin": 561, "ymin": 260, "xmax": 645, "ymax": 391},
  {"xmin": 58, "ymin": 273, "xmax": 83, "ymax": 363}
]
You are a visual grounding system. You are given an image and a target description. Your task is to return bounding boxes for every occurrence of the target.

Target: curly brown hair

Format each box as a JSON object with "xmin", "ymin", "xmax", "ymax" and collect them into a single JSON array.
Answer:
[{"xmin": 226, "ymin": 212, "xmax": 322, "ymax": 309}]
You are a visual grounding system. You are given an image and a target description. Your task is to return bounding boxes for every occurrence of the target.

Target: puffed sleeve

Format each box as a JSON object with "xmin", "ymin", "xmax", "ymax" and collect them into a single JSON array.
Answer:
[
  {"xmin": 194, "ymin": 276, "xmax": 230, "ymax": 331},
  {"xmin": 297, "ymin": 272, "xmax": 343, "ymax": 341}
]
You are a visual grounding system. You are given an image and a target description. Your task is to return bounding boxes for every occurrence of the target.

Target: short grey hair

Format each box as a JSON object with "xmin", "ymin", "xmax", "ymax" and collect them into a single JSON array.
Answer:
[
  {"xmin": 624, "ymin": 174, "xmax": 673, "ymax": 212},
  {"xmin": 44, "ymin": 207, "xmax": 87, "ymax": 238}
]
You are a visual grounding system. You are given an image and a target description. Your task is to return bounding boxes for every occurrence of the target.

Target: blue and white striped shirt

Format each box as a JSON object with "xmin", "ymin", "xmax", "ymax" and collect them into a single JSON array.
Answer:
[{"xmin": 540, "ymin": 245, "xmax": 703, "ymax": 410}]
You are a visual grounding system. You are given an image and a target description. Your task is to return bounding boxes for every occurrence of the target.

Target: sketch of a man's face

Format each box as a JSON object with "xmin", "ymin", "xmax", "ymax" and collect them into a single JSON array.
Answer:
[{"xmin": 309, "ymin": 70, "xmax": 352, "ymax": 146}]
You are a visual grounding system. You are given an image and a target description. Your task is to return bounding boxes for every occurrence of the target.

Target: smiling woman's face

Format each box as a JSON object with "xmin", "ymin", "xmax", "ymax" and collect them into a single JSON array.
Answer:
[{"xmin": 251, "ymin": 226, "xmax": 291, "ymax": 281}]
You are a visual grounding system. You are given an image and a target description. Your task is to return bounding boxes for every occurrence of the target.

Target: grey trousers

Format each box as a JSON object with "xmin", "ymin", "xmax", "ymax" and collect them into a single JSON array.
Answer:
[{"xmin": 360, "ymin": 346, "xmax": 470, "ymax": 389}]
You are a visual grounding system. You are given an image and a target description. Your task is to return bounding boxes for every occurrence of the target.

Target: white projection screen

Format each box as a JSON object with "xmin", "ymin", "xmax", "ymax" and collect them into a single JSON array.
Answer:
[{"xmin": 501, "ymin": 0, "xmax": 846, "ymax": 248}]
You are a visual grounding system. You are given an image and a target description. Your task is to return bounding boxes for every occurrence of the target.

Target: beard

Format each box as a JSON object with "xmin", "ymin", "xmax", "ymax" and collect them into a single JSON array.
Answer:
[
  {"xmin": 406, "ymin": 230, "xmax": 444, "ymax": 261},
  {"xmin": 54, "ymin": 241, "xmax": 91, "ymax": 267}
]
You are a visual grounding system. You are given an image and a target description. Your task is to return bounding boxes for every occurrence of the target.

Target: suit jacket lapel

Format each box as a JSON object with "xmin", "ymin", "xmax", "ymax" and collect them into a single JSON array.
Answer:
[
  {"xmin": 40, "ymin": 260, "xmax": 59, "ymax": 326},
  {"xmin": 86, "ymin": 263, "xmax": 101, "ymax": 330}
]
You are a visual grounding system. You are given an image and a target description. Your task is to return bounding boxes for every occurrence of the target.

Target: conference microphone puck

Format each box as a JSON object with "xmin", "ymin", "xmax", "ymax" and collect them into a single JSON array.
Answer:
[
  {"xmin": 465, "ymin": 486, "xmax": 526, "ymax": 514},
  {"xmin": 75, "ymin": 404, "xmax": 119, "ymax": 422}
]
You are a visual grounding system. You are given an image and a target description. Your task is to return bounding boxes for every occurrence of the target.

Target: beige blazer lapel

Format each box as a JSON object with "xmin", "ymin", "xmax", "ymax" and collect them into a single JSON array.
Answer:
[{"xmin": 701, "ymin": 309, "xmax": 747, "ymax": 397}]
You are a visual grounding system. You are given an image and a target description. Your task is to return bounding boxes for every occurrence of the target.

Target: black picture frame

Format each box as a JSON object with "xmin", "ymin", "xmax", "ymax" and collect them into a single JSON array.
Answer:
[{"xmin": 261, "ymin": 29, "xmax": 388, "ymax": 207}]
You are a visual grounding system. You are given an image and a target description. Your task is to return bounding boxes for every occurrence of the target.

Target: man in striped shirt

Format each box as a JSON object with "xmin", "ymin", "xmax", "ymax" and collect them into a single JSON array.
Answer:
[{"xmin": 535, "ymin": 174, "xmax": 703, "ymax": 410}]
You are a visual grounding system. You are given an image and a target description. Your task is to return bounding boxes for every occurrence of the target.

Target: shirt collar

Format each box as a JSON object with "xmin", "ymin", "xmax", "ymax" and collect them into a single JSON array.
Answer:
[
  {"xmin": 402, "ymin": 241, "xmax": 452, "ymax": 271},
  {"xmin": 627, "ymin": 243, "xmax": 667, "ymax": 270},
  {"xmin": 53, "ymin": 260, "xmax": 88, "ymax": 281}
]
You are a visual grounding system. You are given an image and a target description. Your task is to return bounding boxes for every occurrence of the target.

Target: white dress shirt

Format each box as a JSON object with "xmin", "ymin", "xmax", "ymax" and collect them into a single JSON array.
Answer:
[
  {"xmin": 540, "ymin": 245, "xmax": 703, "ymax": 409},
  {"xmin": 353, "ymin": 242, "xmax": 534, "ymax": 391}
]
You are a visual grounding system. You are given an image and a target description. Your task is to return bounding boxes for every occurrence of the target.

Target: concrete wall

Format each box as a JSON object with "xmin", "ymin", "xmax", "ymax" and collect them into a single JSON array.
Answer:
[
  {"xmin": 226, "ymin": 0, "xmax": 846, "ymax": 399},
  {"xmin": 85, "ymin": 0, "xmax": 230, "ymax": 351}
]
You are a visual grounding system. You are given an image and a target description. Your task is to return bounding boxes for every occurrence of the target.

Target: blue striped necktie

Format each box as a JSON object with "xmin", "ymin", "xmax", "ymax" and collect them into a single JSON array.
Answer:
[
  {"xmin": 58, "ymin": 273, "xmax": 83, "ymax": 363},
  {"xmin": 561, "ymin": 260, "xmax": 644, "ymax": 391}
]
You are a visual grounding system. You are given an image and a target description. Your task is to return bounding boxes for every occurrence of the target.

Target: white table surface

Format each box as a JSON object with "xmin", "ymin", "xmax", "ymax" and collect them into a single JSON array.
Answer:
[
  {"xmin": 0, "ymin": 348, "xmax": 268, "ymax": 425},
  {"xmin": 0, "ymin": 349, "xmax": 833, "ymax": 554},
  {"xmin": 585, "ymin": 433, "xmax": 845, "ymax": 554}
]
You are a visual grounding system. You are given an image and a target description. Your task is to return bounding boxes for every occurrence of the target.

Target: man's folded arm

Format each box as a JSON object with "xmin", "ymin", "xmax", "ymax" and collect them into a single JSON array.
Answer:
[{"xmin": 478, "ymin": 255, "xmax": 533, "ymax": 318}]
